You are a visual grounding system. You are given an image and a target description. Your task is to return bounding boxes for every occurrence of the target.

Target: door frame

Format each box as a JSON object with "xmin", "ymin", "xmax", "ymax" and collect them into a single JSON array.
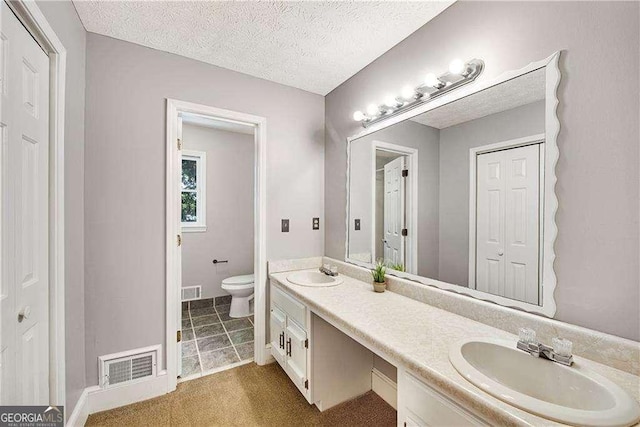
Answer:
[
  {"xmin": 4, "ymin": 0, "xmax": 67, "ymax": 406},
  {"xmin": 370, "ymin": 140, "xmax": 418, "ymax": 274},
  {"xmin": 468, "ymin": 134, "xmax": 545, "ymax": 298},
  {"xmin": 165, "ymin": 99, "xmax": 267, "ymax": 393}
]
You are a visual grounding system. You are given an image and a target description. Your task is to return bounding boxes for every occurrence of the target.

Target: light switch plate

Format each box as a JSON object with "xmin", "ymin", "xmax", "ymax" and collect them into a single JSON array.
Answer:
[
  {"xmin": 312, "ymin": 217, "xmax": 320, "ymax": 230},
  {"xmin": 281, "ymin": 219, "xmax": 290, "ymax": 232}
]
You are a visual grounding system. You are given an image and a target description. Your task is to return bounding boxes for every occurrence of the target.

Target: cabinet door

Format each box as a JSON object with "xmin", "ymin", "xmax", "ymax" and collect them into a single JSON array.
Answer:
[
  {"xmin": 285, "ymin": 319, "xmax": 308, "ymax": 396},
  {"xmin": 400, "ymin": 371, "xmax": 486, "ymax": 426},
  {"xmin": 404, "ymin": 411, "xmax": 427, "ymax": 427},
  {"xmin": 270, "ymin": 306, "xmax": 286, "ymax": 366}
]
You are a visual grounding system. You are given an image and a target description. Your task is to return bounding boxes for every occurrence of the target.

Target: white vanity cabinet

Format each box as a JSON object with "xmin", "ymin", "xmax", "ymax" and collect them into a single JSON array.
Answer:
[
  {"xmin": 398, "ymin": 370, "xmax": 487, "ymax": 426},
  {"xmin": 270, "ymin": 283, "xmax": 311, "ymax": 402}
]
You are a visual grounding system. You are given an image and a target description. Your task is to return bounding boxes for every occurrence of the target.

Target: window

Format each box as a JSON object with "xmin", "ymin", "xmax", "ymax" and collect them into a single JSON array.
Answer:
[{"xmin": 181, "ymin": 150, "xmax": 206, "ymax": 232}]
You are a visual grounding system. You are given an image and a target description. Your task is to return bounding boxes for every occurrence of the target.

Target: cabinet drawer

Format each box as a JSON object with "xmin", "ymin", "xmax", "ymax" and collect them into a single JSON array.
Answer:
[
  {"xmin": 402, "ymin": 372, "xmax": 486, "ymax": 426},
  {"xmin": 272, "ymin": 285, "xmax": 307, "ymax": 329}
]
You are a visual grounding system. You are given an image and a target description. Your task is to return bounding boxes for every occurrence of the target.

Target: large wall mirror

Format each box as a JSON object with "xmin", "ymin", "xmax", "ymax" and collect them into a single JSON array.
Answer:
[{"xmin": 346, "ymin": 52, "xmax": 560, "ymax": 316}]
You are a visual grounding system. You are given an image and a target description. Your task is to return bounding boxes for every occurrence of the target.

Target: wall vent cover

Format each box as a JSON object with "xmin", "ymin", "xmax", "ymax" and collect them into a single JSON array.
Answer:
[
  {"xmin": 98, "ymin": 345, "xmax": 160, "ymax": 388},
  {"xmin": 182, "ymin": 286, "xmax": 201, "ymax": 301}
]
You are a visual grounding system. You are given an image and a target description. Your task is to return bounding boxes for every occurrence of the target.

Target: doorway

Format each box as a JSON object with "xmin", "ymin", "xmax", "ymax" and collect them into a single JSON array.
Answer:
[
  {"xmin": 166, "ymin": 100, "xmax": 267, "ymax": 392},
  {"xmin": 371, "ymin": 141, "xmax": 418, "ymax": 275},
  {"xmin": 178, "ymin": 113, "xmax": 255, "ymax": 380}
]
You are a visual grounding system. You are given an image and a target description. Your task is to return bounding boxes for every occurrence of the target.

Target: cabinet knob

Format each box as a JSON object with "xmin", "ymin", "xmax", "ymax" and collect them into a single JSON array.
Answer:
[{"xmin": 498, "ymin": 249, "xmax": 504, "ymax": 256}]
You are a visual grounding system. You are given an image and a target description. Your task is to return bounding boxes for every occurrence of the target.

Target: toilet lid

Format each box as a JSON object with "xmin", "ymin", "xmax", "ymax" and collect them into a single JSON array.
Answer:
[{"xmin": 222, "ymin": 274, "xmax": 254, "ymax": 286}]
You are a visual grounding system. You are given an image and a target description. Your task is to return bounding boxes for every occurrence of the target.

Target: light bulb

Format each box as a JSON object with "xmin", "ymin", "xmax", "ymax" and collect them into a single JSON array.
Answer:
[
  {"xmin": 366, "ymin": 104, "xmax": 379, "ymax": 116},
  {"xmin": 449, "ymin": 59, "xmax": 466, "ymax": 75},
  {"xmin": 353, "ymin": 111, "xmax": 365, "ymax": 121},
  {"xmin": 424, "ymin": 73, "xmax": 440, "ymax": 87},
  {"xmin": 400, "ymin": 85, "xmax": 415, "ymax": 100},
  {"xmin": 384, "ymin": 95, "xmax": 398, "ymax": 108}
]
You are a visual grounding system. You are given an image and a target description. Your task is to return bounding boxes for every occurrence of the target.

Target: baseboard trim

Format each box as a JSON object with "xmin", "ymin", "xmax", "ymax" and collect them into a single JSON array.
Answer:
[
  {"xmin": 260, "ymin": 344, "xmax": 275, "ymax": 365},
  {"xmin": 371, "ymin": 368, "xmax": 397, "ymax": 410},
  {"xmin": 87, "ymin": 370, "xmax": 169, "ymax": 416},
  {"xmin": 66, "ymin": 388, "xmax": 90, "ymax": 426}
]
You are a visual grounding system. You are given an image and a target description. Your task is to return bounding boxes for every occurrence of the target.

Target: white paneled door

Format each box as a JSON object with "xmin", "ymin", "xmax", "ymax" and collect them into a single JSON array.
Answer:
[
  {"xmin": 476, "ymin": 144, "xmax": 541, "ymax": 304},
  {"xmin": 383, "ymin": 156, "xmax": 405, "ymax": 267},
  {"xmin": 1, "ymin": 2, "xmax": 50, "ymax": 405}
]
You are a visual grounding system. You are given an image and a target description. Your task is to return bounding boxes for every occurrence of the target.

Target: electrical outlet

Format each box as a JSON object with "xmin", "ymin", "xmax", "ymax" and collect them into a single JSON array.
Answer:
[
  {"xmin": 281, "ymin": 219, "xmax": 290, "ymax": 232},
  {"xmin": 355, "ymin": 219, "xmax": 361, "ymax": 231},
  {"xmin": 312, "ymin": 217, "xmax": 320, "ymax": 230}
]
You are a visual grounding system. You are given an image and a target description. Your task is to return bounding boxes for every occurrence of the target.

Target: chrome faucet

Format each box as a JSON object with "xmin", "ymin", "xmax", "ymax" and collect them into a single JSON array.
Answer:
[
  {"xmin": 319, "ymin": 263, "xmax": 338, "ymax": 277},
  {"xmin": 517, "ymin": 328, "xmax": 574, "ymax": 366}
]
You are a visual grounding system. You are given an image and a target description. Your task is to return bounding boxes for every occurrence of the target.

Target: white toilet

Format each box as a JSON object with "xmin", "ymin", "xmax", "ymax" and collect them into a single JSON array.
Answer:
[{"xmin": 221, "ymin": 274, "xmax": 255, "ymax": 318}]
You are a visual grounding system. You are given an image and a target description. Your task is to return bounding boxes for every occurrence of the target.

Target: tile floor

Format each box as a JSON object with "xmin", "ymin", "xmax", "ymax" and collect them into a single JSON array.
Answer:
[{"xmin": 180, "ymin": 295, "xmax": 254, "ymax": 378}]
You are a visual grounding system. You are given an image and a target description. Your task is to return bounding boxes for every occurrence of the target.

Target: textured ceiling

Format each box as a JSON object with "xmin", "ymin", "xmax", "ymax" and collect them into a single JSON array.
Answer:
[
  {"xmin": 411, "ymin": 68, "xmax": 546, "ymax": 129},
  {"xmin": 73, "ymin": 1, "xmax": 454, "ymax": 95}
]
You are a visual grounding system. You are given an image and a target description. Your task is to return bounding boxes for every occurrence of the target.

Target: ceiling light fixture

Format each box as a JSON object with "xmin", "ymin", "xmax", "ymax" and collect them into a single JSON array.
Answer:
[
  {"xmin": 448, "ymin": 58, "xmax": 466, "ymax": 75},
  {"xmin": 353, "ymin": 58, "xmax": 484, "ymax": 127}
]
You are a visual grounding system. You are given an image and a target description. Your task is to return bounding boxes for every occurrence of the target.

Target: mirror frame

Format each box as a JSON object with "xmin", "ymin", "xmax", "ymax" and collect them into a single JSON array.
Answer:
[{"xmin": 345, "ymin": 51, "xmax": 561, "ymax": 317}]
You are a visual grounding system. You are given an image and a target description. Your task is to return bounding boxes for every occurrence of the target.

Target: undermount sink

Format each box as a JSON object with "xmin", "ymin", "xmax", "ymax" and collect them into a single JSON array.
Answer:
[
  {"xmin": 449, "ymin": 338, "xmax": 640, "ymax": 426},
  {"xmin": 286, "ymin": 271, "xmax": 343, "ymax": 287}
]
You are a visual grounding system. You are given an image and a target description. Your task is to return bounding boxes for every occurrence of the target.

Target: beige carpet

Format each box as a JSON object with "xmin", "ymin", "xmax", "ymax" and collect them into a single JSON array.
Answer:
[{"xmin": 87, "ymin": 362, "xmax": 396, "ymax": 426}]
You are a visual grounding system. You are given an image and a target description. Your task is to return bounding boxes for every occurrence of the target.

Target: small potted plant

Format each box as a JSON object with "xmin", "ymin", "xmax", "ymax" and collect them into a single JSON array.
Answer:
[
  {"xmin": 371, "ymin": 259, "xmax": 387, "ymax": 293},
  {"xmin": 389, "ymin": 262, "xmax": 405, "ymax": 272}
]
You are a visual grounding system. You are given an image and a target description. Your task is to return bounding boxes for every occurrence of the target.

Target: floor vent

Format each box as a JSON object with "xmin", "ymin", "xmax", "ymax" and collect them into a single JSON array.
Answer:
[
  {"xmin": 98, "ymin": 345, "xmax": 160, "ymax": 388},
  {"xmin": 182, "ymin": 286, "xmax": 201, "ymax": 301}
]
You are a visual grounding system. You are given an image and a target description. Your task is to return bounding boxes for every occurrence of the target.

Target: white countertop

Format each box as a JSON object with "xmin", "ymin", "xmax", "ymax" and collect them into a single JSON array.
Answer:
[{"xmin": 270, "ymin": 269, "xmax": 640, "ymax": 426}]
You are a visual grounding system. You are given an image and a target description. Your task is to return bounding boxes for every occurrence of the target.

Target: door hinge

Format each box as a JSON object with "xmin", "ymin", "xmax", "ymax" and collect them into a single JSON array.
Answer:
[
  {"xmin": 304, "ymin": 338, "xmax": 308, "ymax": 349},
  {"xmin": 177, "ymin": 234, "xmax": 182, "ymax": 246},
  {"xmin": 401, "ymin": 228, "xmax": 408, "ymax": 237},
  {"xmin": 177, "ymin": 138, "xmax": 182, "ymax": 150},
  {"xmin": 177, "ymin": 330, "xmax": 182, "ymax": 342},
  {"xmin": 402, "ymin": 169, "xmax": 408, "ymax": 177},
  {"xmin": 304, "ymin": 379, "xmax": 309, "ymax": 389}
]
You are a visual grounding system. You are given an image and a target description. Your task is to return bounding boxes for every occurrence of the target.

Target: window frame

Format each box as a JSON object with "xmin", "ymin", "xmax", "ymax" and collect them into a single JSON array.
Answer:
[{"xmin": 181, "ymin": 150, "xmax": 207, "ymax": 232}]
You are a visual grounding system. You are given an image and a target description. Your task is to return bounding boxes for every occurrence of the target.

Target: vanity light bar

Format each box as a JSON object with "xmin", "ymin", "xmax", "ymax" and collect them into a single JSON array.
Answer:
[{"xmin": 353, "ymin": 58, "xmax": 485, "ymax": 128}]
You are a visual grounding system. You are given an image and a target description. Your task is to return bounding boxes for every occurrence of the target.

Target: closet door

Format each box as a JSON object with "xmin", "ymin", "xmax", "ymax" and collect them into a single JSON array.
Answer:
[
  {"xmin": 475, "ymin": 144, "xmax": 541, "ymax": 304},
  {"xmin": 503, "ymin": 144, "xmax": 540, "ymax": 304},
  {"xmin": 270, "ymin": 306, "xmax": 286, "ymax": 366},
  {"xmin": 1, "ymin": 2, "xmax": 50, "ymax": 404},
  {"xmin": 475, "ymin": 150, "xmax": 506, "ymax": 296}
]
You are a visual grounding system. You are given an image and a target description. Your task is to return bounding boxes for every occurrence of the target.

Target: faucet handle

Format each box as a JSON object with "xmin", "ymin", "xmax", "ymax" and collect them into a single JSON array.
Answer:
[
  {"xmin": 552, "ymin": 337, "xmax": 573, "ymax": 357},
  {"xmin": 518, "ymin": 327, "xmax": 537, "ymax": 345}
]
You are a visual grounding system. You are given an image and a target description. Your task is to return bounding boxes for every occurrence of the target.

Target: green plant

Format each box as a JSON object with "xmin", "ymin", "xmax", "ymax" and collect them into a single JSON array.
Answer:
[
  {"xmin": 389, "ymin": 262, "xmax": 405, "ymax": 272},
  {"xmin": 371, "ymin": 259, "xmax": 386, "ymax": 283}
]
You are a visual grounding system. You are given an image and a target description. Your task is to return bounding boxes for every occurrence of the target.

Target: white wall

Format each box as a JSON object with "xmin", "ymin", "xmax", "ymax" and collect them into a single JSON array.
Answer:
[
  {"xmin": 326, "ymin": 1, "xmax": 640, "ymax": 340},
  {"xmin": 84, "ymin": 34, "xmax": 325, "ymax": 385},
  {"xmin": 181, "ymin": 124, "xmax": 254, "ymax": 299}
]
